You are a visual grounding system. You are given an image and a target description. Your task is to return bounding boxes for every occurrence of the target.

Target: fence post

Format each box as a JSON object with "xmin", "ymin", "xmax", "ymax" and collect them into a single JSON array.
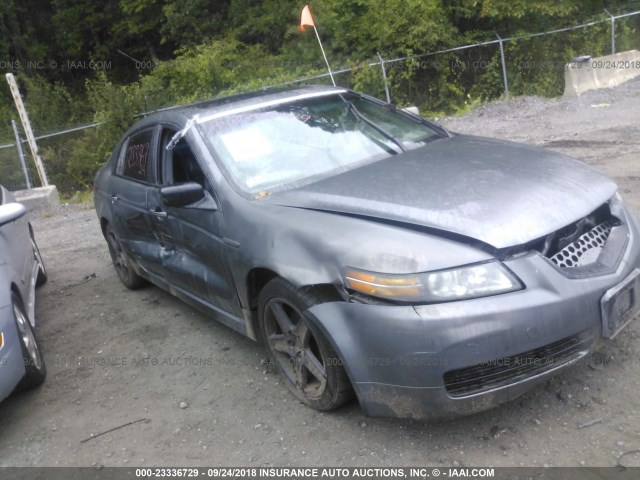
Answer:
[
  {"xmin": 604, "ymin": 9, "xmax": 616, "ymax": 54},
  {"xmin": 495, "ymin": 33, "xmax": 509, "ymax": 97},
  {"xmin": 5, "ymin": 73, "xmax": 48, "ymax": 187},
  {"xmin": 11, "ymin": 120, "xmax": 31, "ymax": 190},
  {"xmin": 377, "ymin": 52, "xmax": 392, "ymax": 103}
]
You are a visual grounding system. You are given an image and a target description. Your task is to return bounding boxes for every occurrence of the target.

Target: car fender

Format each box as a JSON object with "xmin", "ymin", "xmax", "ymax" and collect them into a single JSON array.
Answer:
[{"xmin": 223, "ymin": 200, "xmax": 494, "ymax": 309}]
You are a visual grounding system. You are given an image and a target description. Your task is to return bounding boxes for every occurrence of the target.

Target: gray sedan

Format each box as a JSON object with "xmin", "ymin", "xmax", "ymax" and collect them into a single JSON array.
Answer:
[
  {"xmin": 94, "ymin": 86, "xmax": 640, "ymax": 419},
  {"xmin": 0, "ymin": 185, "xmax": 47, "ymax": 402}
]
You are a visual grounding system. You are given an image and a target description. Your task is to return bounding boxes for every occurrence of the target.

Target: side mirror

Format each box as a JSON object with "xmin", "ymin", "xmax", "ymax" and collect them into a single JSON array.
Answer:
[
  {"xmin": 0, "ymin": 202, "xmax": 27, "ymax": 227},
  {"xmin": 160, "ymin": 182, "xmax": 206, "ymax": 208}
]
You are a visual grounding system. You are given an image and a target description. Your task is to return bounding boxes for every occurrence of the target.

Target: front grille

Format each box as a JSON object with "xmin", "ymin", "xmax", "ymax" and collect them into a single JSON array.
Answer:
[
  {"xmin": 549, "ymin": 221, "xmax": 614, "ymax": 268},
  {"xmin": 443, "ymin": 335, "xmax": 588, "ymax": 397}
]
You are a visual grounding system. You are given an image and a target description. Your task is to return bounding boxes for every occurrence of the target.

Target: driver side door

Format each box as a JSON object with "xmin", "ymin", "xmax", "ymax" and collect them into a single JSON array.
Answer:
[{"xmin": 146, "ymin": 126, "xmax": 241, "ymax": 316}]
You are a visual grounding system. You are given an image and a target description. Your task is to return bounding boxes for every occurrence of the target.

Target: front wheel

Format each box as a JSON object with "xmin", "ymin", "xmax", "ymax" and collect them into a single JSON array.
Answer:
[
  {"xmin": 12, "ymin": 293, "xmax": 46, "ymax": 391},
  {"xmin": 258, "ymin": 277, "xmax": 353, "ymax": 411},
  {"xmin": 105, "ymin": 223, "xmax": 146, "ymax": 290}
]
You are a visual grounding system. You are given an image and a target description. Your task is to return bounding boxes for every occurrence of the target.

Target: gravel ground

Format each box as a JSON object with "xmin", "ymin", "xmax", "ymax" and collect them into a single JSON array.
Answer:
[{"xmin": 0, "ymin": 79, "xmax": 639, "ymax": 468}]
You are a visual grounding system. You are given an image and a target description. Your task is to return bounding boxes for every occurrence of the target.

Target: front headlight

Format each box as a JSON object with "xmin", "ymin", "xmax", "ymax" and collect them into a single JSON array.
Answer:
[{"xmin": 343, "ymin": 261, "xmax": 523, "ymax": 303}]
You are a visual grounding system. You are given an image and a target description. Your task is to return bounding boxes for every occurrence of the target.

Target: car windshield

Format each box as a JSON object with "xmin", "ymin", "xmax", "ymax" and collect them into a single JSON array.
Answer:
[{"xmin": 198, "ymin": 92, "xmax": 443, "ymax": 193}]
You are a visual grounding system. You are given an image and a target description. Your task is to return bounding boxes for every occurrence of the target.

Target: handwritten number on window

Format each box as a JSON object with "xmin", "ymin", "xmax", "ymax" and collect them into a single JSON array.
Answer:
[{"xmin": 125, "ymin": 142, "xmax": 150, "ymax": 179}]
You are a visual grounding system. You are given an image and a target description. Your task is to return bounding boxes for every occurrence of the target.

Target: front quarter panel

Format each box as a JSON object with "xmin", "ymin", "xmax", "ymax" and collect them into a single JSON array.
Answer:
[{"xmin": 223, "ymin": 199, "xmax": 494, "ymax": 308}]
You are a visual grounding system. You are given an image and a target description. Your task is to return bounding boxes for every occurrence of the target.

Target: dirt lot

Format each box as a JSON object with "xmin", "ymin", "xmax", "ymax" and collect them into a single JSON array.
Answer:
[{"xmin": 1, "ymin": 79, "xmax": 639, "ymax": 468}]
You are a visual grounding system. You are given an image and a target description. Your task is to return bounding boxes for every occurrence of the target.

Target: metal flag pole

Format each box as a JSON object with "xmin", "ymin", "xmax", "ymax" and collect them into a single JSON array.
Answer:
[
  {"xmin": 301, "ymin": 5, "xmax": 336, "ymax": 86},
  {"xmin": 313, "ymin": 25, "xmax": 335, "ymax": 86}
]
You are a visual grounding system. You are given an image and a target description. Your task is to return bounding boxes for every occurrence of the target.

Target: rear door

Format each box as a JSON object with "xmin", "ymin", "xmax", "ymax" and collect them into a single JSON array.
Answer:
[{"xmin": 108, "ymin": 127, "xmax": 161, "ymax": 275}]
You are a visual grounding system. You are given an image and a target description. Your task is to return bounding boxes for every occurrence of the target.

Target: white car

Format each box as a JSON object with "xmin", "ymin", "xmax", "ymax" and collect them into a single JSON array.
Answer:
[{"xmin": 0, "ymin": 185, "xmax": 47, "ymax": 402}]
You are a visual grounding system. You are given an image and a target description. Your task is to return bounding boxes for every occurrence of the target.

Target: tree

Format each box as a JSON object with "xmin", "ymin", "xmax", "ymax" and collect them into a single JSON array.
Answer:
[{"xmin": 161, "ymin": 0, "xmax": 231, "ymax": 47}]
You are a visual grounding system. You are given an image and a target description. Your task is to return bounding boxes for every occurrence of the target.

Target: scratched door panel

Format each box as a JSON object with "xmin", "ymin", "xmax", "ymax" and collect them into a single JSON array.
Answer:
[{"xmin": 176, "ymin": 207, "xmax": 241, "ymax": 316}]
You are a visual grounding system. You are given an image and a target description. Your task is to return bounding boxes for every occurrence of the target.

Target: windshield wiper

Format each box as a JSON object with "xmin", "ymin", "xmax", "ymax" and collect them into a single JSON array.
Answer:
[{"xmin": 344, "ymin": 100, "xmax": 406, "ymax": 153}]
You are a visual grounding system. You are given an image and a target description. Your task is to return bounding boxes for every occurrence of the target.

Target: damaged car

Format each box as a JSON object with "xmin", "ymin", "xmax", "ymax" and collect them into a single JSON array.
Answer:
[{"xmin": 93, "ymin": 86, "xmax": 640, "ymax": 419}]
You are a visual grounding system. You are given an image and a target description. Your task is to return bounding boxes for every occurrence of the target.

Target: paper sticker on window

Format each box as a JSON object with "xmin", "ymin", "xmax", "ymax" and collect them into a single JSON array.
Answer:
[{"xmin": 220, "ymin": 128, "xmax": 273, "ymax": 163}]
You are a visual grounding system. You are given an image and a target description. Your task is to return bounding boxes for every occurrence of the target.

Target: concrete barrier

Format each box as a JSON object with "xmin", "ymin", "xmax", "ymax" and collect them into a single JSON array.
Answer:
[
  {"xmin": 564, "ymin": 50, "xmax": 640, "ymax": 96},
  {"xmin": 13, "ymin": 185, "xmax": 60, "ymax": 211}
]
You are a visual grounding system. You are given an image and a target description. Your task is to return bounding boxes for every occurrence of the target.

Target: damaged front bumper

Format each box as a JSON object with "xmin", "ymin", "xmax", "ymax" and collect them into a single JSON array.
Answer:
[{"xmin": 305, "ymin": 204, "xmax": 640, "ymax": 420}]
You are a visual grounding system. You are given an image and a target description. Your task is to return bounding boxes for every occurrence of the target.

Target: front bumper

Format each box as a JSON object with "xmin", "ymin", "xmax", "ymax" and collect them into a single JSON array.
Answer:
[{"xmin": 306, "ymin": 206, "xmax": 640, "ymax": 419}]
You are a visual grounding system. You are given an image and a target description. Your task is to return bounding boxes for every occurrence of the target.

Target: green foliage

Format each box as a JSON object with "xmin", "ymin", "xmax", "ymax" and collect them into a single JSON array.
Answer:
[
  {"xmin": 228, "ymin": 0, "xmax": 298, "ymax": 52},
  {"xmin": 502, "ymin": 21, "xmax": 613, "ymax": 98},
  {"xmin": 51, "ymin": 0, "xmax": 120, "ymax": 59},
  {"xmin": 320, "ymin": 0, "xmax": 458, "ymax": 59},
  {"xmin": 21, "ymin": 75, "xmax": 89, "ymax": 133},
  {"xmin": 137, "ymin": 38, "xmax": 273, "ymax": 105},
  {"xmin": 161, "ymin": 0, "xmax": 230, "ymax": 47},
  {"xmin": 476, "ymin": 0, "xmax": 580, "ymax": 19},
  {"xmin": 40, "ymin": 128, "xmax": 102, "ymax": 192},
  {"xmin": 86, "ymin": 73, "xmax": 145, "ymax": 161},
  {"xmin": 61, "ymin": 188, "xmax": 94, "ymax": 204},
  {"xmin": 0, "ymin": 0, "xmax": 54, "ymax": 66}
]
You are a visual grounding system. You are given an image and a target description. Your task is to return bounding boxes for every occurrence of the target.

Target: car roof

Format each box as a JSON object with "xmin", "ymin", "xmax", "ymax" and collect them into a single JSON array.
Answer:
[{"xmin": 134, "ymin": 84, "xmax": 347, "ymax": 130}]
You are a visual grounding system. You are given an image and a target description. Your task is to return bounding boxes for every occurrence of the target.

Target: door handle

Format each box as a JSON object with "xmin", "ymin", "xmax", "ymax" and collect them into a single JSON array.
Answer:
[
  {"xmin": 150, "ymin": 208, "xmax": 168, "ymax": 218},
  {"xmin": 110, "ymin": 195, "xmax": 118, "ymax": 204}
]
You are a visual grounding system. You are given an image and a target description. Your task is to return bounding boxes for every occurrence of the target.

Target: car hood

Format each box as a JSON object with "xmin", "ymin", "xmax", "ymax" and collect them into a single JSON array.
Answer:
[{"xmin": 265, "ymin": 135, "xmax": 618, "ymax": 249}]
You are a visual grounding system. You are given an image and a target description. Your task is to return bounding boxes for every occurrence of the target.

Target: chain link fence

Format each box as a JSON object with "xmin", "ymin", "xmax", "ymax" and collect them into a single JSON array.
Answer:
[
  {"xmin": 0, "ymin": 141, "xmax": 31, "ymax": 190},
  {"xmin": 0, "ymin": 9, "xmax": 639, "ymax": 193},
  {"xmin": 307, "ymin": 9, "xmax": 640, "ymax": 109}
]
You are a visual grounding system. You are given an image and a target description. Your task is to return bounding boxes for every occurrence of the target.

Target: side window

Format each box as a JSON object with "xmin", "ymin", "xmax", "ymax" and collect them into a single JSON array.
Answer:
[
  {"xmin": 161, "ymin": 130, "xmax": 207, "ymax": 188},
  {"xmin": 117, "ymin": 129, "xmax": 154, "ymax": 182}
]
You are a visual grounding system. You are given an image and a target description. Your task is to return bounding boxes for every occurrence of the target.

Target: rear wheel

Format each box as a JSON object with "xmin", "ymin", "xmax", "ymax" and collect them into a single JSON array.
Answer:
[
  {"xmin": 258, "ymin": 277, "xmax": 352, "ymax": 411},
  {"xmin": 12, "ymin": 293, "xmax": 46, "ymax": 391},
  {"xmin": 105, "ymin": 223, "xmax": 146, "ymax": 290}
]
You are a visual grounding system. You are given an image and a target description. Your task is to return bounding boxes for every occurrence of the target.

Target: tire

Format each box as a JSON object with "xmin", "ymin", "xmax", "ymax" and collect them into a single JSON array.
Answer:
[
  {"xmin": 12, "ymin": 293, "xmax": 46, "ymax": 391},
  {"xmin": 105, "ymin": 223, "xmax": 147, "ymax": 290},
  {"xmin": 258, "ymin": 277, "xmax": 353, "ymax": 411},
  {"xmin": 31, "ymin": 232, "xmax": 47, "ymax": 286}
]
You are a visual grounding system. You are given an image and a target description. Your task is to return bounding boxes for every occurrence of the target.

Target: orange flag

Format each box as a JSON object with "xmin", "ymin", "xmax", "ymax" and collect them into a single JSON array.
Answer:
[
  {"xmin": 299, "ymin": 3, "xmax": 335, "ymax": 85},
  {"xmin": 300, "ymin": 5, "xmax": 315, "ymax": 31}
]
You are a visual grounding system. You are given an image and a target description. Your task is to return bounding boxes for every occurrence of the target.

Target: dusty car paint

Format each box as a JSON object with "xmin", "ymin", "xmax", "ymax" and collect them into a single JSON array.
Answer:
[{"xmin": 94, "ymin": 85, "xmax": 640, "ymax": 419}]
